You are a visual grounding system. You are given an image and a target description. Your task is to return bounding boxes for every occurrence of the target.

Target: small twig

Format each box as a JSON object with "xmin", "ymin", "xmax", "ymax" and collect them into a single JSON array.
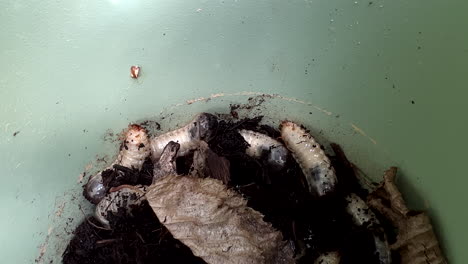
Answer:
[
  {"xmin": 158, "ymin": 229, "xmax": 169, "ymax": 244},
  {"xmin": 136, "ymin": 232, "xmax": 146, "ymax": 243},
  {"xmin": 151, "ymin": 228, "xmax": 162, "ymax": 233},
  {"xmin": 238, "ymin": 182, "xmax": 256, "ymax": 188},
  {"xmin": 105, "ymin": 195, "xmax": 118, "ymax": 212},
  {"xmin": 87, "ymin": 217, "xmax": 112, "ymax": 231},
  {"xmin": 96, "ymin": 239, "xmax": 118, "ymax": 246},
  {"xmin": 78, "ymin": 205, "xmax": 87, "ymax": 217}
]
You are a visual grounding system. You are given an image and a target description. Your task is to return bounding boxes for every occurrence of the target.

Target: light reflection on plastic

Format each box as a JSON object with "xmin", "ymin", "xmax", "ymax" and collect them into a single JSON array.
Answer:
[{"xmin": 108, "ymin": 0, "xmax": 121, "ymax": 5}]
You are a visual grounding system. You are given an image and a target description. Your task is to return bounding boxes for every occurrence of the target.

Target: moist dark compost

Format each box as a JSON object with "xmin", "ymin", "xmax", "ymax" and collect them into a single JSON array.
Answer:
[
  {"xmin": 64, "ymin": 116, "xmax": 389, "ymax": 264},
  {"xmin": 62, "ymin": 201, "xmax": 205, "ymax": 264}
]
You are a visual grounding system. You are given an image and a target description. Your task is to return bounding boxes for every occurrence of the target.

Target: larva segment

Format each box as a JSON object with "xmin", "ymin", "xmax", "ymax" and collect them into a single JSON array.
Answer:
[
  {"xmin": 117, "ymin": 124, "xmax": 151, "ymax": 169},
  {"xmin": 280, "ymin": 121, "xmax": 337, "ymax": 197},
  {"xmin": 150, "ymin": 113, "xmax": 218, "ymax": 161},
  {"xmin": 239, "ymin": 129, "xmax": 289, "ymax": 170},
  {"xmin": 84, "ymin": 124, "xmax": 151, "ymax": 204},
  {"xmin": 345, "ymin": 193, "xmax": 392, "ymax": 264},
  {"xmin": 314, "ymin": 251, "xmax": 341, "ymax": 264}
]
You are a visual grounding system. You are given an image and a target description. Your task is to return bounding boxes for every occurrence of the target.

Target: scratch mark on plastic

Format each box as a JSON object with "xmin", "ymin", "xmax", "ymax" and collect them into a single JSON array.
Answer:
[
  {"xmin": 180, "ymin": 91, "xmax": 334, "ymax": 116},
  {"xmin": 350, "ymin": 123, "xmax": 377, "ymax": 145}
]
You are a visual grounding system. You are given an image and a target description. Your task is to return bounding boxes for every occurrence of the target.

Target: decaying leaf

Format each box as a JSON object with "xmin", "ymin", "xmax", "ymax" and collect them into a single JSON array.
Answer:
[
  {"xmin": 152, "ymin": 141, "xmax": 180, "ymax": 182},
  {"xmin": 191, "ymin": 141, "xmax": 231, "ymax": 184},
  {"xmin": 367, "ymin": 167, "xmax": 447, "ymax": 264},
  {"xmin": 146, "ymin": 175, "xmax": 294, "ymax": 264}
]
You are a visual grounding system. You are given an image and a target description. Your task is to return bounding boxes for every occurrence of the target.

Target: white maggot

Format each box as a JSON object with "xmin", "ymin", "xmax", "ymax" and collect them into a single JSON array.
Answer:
[
  {"xmin": 345, "ymin": 193, "xmax": 392, "ymax": 264},
  {"xmin": 280, "ymin": 121, "xmax": 338, "ymax": 197},
  {"xmin": 95, "ymin": 185, "xmax": 147, "ymax": 227},
  {"xmin": 85, "ymin": 124, "xmax": 151, "ymax": 204},
  {"xmin": 239, "ymin": 129, "xmax": 289, "ymax": 170},
  {"xmin": 150, "ymin": 113, "xmax": 218, "ymax": 161}
]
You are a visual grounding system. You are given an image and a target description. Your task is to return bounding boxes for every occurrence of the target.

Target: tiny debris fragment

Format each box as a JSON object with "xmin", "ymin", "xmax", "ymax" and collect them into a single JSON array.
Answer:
[
  {"xmin": 13, "ymin": 131, "xmax": 20, "ymax": 137},
  {"xmin": 130, "ymin": 65, "xmax": 141, "ymax": 79}
]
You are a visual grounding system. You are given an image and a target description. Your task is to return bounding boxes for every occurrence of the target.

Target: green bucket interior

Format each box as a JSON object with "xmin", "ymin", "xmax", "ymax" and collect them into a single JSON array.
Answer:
[{"xmin": 1, "ymin": 1, "xmax": 467, "ymax": 263}]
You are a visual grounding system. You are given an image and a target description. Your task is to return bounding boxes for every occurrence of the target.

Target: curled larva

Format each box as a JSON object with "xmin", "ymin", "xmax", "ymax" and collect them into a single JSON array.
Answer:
[
  {"xmin": 280, "ymin": 121, "xmax": 338, "ymax": 197},
  {"xmin": 150, "ymin": 113, "xmax": 218, "ymax": 161},
  {"xmin": 85, "ymin": 124, "xmax": 151, "ymax": 204},
  {"xmin": 314, "ymin": 251, "xmax": 341, "ymax": 264},
  {"xmin": 345, "ymin": 193, "xmax": 392, "ymax": 264},
  {"xmin": 95, "ymin": 184, "xmax": 146, "ymax": 227},
  {"xmin": 239, "ymin": 129, "xmax": 289, "ymax": 170}
]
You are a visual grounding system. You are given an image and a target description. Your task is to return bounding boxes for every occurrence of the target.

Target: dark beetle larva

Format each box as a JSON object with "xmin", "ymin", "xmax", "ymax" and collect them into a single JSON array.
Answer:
[
  {"xmin": 85, "ymin": 124, "xmax": 151, "ymax": 204},
  {"xmin": 280, "ymin": 121, "xmax": 338, "ymax": 197},
  {"xmin": 239, "ymin": 129, "xmax": 289, "ymax": 170},
  {"xmin": 150, "ymin": 113, "xmax": 218, "ymax": 162}
]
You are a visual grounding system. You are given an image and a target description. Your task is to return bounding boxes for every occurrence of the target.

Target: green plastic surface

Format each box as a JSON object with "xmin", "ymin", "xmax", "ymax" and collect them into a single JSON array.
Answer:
[{"xmin": 1, "ymin": 0, "xmax": 467, "ymax": 263}]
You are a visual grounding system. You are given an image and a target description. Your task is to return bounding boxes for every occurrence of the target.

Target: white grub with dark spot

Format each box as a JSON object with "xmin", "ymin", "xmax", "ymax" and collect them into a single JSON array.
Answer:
[
  {"xmin": 85, "ymin": 124, "xmax": 151, "ymax": 204},
  {"xmin": 150, "ymin": 113, "xmax": 218, "ymax": 162},
  {"xmin": 313, "ymin": 251, "xmax": 341, "ymax": 264},
  {"xmin": 117, "ymin": 124, "xmax": 151, "ymax": 169},
  {"xmin": 280, "ymin": 121, "xmax": 337, "ymax": 197},
  {"xmin": 95, "ymin": 185, "xmax": 146, "ymax": 227},
  {"xmin": 239, "ymin": 129, "xmax": 288, "ymax": 170},
  {"xmin": 345, "ymin": 193, "xmax": 392, "ymax": 264},
  {"xmin": 346, "ymin": 193, "xmax": 376, "ymax": 226}
]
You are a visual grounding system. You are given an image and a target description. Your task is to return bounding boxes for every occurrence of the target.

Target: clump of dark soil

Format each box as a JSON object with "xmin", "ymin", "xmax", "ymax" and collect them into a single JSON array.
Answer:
[
  {"xmin": 63, "ymin": 201, "xmax": 205, "ymax": 264},
  {"xmin": 66, "ymin": 115, "xmax": 388, "ymax": 264}
]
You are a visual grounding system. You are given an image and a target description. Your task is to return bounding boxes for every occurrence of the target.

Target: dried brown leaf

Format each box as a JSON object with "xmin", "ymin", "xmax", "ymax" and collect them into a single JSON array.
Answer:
[
  {"xmin": 368, "ymin": 167, "xmax": 447, "ymax": 264},
  {"xmin": 146, "ymin": 175, "xmax": 294, "ymax": 264}
]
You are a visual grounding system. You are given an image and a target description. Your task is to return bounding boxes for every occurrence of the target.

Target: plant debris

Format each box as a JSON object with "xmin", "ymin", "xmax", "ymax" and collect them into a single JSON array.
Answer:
[
  {"xmin": 367, "ymin": 167, "xmax": 447, "ymax": 264},
  {"xmin": 64, "ymin": 114, "xmax": 446, "ymax": 264},
  {"xmin": 146, "ymin": 175, "xmax": 295, "ymax": 264}
]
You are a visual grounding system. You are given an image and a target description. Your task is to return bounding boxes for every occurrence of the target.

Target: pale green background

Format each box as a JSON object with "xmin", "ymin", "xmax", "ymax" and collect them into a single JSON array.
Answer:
[{"xmin": 1, "ymin": 0, "xmax": 467, "ymax": 263}]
